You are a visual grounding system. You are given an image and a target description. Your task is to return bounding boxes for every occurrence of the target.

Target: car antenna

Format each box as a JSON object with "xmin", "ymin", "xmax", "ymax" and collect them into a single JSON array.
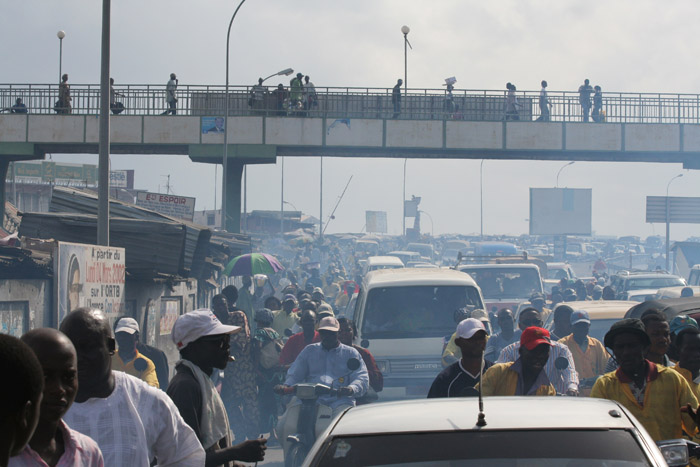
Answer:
[{"xmin": 476, "ymin": 350, "xmax": 487, "ymax": 427}]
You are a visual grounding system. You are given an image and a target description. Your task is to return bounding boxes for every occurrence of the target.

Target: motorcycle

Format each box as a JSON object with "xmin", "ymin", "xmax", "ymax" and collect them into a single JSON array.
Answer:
[{"xmin": 278, "ymin": 358, "xmax": 361, "ymax": 467}]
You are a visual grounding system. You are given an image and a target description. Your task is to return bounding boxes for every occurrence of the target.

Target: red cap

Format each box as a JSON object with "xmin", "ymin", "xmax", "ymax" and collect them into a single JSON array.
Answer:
[{"xmin": 520, "ymin": 326, "xmax": 552, "ymax": 350}]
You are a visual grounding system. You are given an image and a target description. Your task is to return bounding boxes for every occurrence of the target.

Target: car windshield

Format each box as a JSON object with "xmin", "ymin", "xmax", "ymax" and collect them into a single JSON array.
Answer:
[
  {"xmin": 361, "ymin": 285, "xmax": 483, "ymax": 339},
  {"xmin": 626, "ymin": 276, "xmax": 684, "ymax": 291},
  {"xmin": 314, "ymin": 430, "xmax": 651, "ymax": 466},
  {"xmin": 461, "ymin": 267, "xmax": 542, "ymax": 299},
  {"xmin": 547, "ymin": 268, "xmax": 570, "ymax": 280},
  {"xmin": 589, "ymin": 318, "xmax": 620, "ymax": 344}
]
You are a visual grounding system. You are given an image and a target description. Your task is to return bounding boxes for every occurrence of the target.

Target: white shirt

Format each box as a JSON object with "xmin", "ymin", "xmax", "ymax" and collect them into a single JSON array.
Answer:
[{"xmin": 64, "ymin": 371, "xmax": 204, "ymax": 467}]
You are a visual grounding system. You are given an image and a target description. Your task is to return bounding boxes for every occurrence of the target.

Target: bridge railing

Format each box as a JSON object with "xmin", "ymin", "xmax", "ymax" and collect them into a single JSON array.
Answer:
[{"xmin": 2, "ymin": 83, "xmax": 700, "ymax": 124}]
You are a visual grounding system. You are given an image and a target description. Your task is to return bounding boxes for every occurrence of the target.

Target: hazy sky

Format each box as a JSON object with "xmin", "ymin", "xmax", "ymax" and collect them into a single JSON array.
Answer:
[{"xmin": 4, "ymin": 0, "xmax": 700, "ymax": 239}]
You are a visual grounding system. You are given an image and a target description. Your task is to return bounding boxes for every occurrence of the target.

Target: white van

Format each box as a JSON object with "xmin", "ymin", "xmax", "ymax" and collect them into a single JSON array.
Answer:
[
  {"xmin": 362, "ymin": 256, "xmax": 405, "ymax": 276},
  {"xmin": 353, "ymin": 268, "xmax": 484, "ymax": 400}
]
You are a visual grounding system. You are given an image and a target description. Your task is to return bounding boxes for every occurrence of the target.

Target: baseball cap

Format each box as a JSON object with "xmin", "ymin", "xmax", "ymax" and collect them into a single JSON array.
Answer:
[
  {"xmin": 603, "ymin": 318, "xmax": 651, "ymax": 349},
  {"xmin": 670, "ymin": 315, "xmax": 699, "ymax": 335},
  {"xmin": 312, "ymin": 287, "xmax": 324, "ymax": 296},
  {"xmin": 283, "ymin": 294, "xmax": 297, "ymax": 303},
  {"xmin": 520, "ymin": 326, "xmax": 553, "ymax": 350},
  {"xmin": 317, "ymin": 316, "xmax": 340, "ymax": 332},
  {"xmin": 171, "ymin": 309, "xmax": 241, "ymax": 350},
  {"xmin": 115, "ymin": 317, "xmax": 139, "ymax": 335},
  {"xmin": 570, "ymin": 310, "xmax": 591, "ymax": 326},
  {"xmin": 456, "ymin": 318, "xmax": 486, "ymax": 339},
  {"xmin": 530, "ymin": 292, "xmax": 545, "ymax": 302}
]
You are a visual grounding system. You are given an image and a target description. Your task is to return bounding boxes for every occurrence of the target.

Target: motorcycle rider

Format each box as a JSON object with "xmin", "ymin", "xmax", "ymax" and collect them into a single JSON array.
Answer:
[{"xmin": 275, "ymin": 316, "xmax": 369, "ymax": 459}]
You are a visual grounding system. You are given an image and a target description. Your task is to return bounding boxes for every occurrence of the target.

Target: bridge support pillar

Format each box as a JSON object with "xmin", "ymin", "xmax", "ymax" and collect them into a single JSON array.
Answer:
[{"xmin": 224, "ymin": 161, "xmax": 244, "ymax": 233}]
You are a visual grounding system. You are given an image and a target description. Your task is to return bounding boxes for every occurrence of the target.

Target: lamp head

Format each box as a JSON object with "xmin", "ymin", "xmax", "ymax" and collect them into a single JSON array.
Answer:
[
  {"xmin": 57, "ymin": 30, "xmax": 66, "ymax": 40},
  {"xmin": 401, "ymin": 25, "xmax": 410, "ymax": 35},
  {"xmin": 279, "ymin": 68, "xmax": 294, "ymax": 76}
]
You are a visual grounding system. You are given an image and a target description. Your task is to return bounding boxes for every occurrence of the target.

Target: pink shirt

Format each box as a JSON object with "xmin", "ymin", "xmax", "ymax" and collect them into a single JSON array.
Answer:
[{"xmin": 9, "ymin": 420, "xmax": 104, "ymax": 467}]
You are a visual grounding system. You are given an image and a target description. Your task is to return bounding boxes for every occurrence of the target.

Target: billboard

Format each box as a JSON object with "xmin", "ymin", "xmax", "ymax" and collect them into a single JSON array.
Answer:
[
  {"xmin": 529, "ymin": 188, "xmax": 592, "ymax": 235},
  {"xmin": 54, "ymin": 242, "xmax": 126, "ymax": 326},
  {"xmin": 201, "ymin": 116, "xmax": 225, "ymax": 134},
  {"xmin": 110, "ymin": 170, "xmax": 135, "ymax": 189},
  {"xmin": 646, "ymin": 197, "xmax": 700, "ymax": 224},
  {"xmin": 136, "ymin": 192, "xmax": 196, "ymax": 221},
  {"xmin": 366, "ymin": 211, "xmax": 388, "ymax": 233}
]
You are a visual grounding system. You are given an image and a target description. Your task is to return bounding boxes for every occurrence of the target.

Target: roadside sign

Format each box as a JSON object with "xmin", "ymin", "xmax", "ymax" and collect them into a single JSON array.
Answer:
[{"xmin": 136, "ymin": 191, "xmax": 196, "ymax": 221}]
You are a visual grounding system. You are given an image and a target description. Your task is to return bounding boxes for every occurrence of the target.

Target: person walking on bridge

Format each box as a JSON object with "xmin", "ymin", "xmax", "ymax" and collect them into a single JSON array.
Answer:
[
  {"xmin": 392, "ymin": 79, "xmax": 403, "ymax": 118},
  {"xmin": 162, "ymin": 73, "xmax": 178, "ymax": 115},
  {"xmin": 58, "ymin": 74, "xmax": 72, "ymax": 114},
  {"xmin": 578, "ymin": 78, "xmax": 593, "ymax": 122}
]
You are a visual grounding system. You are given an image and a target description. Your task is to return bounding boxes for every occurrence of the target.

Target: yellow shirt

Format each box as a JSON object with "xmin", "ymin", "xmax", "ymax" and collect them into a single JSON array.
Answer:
[
  {"xmin": 479, "ymin": 362, "xmax": 556, "ymax": 397},
  {"xmin": 673, "ymin": 366, "xmax": 700, "ymax": 401},
  {"xmin": 271, "ymin": 309, "xmax": 299, "ymax": 337},
  {"xmin": 590, "ymin": 363, "xmax": 698, "ymax": 441},
  {"xmin": 441, "ymin": 332, "xmax": 460, "ymax": 367},
  {"xmin": 559, "ymin": 334, "xmax": 609, "ymax": 379},
  {"xmin": 112, "ymin": 350, "xmax": 159, "ymax": 388}
]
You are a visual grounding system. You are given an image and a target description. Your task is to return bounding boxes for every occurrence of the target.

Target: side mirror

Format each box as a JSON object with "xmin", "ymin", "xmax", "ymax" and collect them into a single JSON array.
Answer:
[
  {"xmin": 347, "ymin": 357, "xmax": 361, "ymax": 371},
  {"xmin": 656, "ymin": 439, "xmax": 699, "ymax": 466},
  {"xmin": 554, "ymin": 357, "xmax": 569, "ymax": 370}
]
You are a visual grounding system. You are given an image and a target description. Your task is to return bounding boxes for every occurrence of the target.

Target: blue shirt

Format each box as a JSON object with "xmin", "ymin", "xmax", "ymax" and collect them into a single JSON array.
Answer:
[{"xmin": 285, "ymin": 342, "xmax": 369, "ymax": 409}]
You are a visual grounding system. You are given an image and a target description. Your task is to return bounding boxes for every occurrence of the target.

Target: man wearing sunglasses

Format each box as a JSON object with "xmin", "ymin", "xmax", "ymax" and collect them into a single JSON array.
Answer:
[
  {"xmin": 496, "ymin": 308, "xmax": 579, "ymax": 396},
  {"xmin": 167, "ymin": 309, "xmax": 267, "ymax": 467}
]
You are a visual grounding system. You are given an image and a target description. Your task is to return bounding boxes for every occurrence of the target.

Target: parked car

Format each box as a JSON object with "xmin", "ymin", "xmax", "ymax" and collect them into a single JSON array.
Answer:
[
  {"xmin": 612, "ymin": 271, "xmax": 686, "ymax": 299},
  {"xmin": 656, "ymin": 285, "xmax": 700, "ymax": 299},
  {"xmin": 458, "ymin": 263, "xmax": 543, "ymax": 315},
  {"xmin": 353, "ymin": 268, "xmax": 484, "ymax": 400},
  {"xmin": 362, "ymin": 256, "xmax": 404, "ymax": 276},
  {"xmin": 624, "ymin": 288, "xmax": 662, "ymax": 302},
  {"xmin": 304, "ymin": 397, "xmax": 673, "ymax": 466},
  {"xmin": 544, "ymin": 300, "xmax": 638, "ymax": 344}
]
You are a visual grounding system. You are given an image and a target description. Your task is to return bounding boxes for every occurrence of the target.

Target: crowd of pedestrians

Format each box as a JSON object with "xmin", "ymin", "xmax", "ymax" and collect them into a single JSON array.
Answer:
[{"xmin": 5, "ymin": 236, "xmax": 700, "ymax": 466}]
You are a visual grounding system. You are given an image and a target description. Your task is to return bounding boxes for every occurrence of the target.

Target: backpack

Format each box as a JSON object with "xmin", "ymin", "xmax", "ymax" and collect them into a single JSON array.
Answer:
[{"xmin": 259, "ymin": 335, "xmax": 284, "ymax": 369}]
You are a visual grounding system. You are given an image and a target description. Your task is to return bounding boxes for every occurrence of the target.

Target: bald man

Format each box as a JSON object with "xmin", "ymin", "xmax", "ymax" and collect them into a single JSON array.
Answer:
[
  {"xmin": 12, "ymin": 329, "xmax": 103, "ymax": 466},
  {"xmin": 59, "ymin": 308, "xmax": 204, "ymax": 466},
  {"xmin": 0, "ymin": 334, "xmax": 43, "ymax": 467}
]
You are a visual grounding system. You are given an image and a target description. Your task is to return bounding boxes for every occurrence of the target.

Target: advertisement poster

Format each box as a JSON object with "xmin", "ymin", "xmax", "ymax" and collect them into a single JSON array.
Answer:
[
  {"xmin": 54, "ymin": 241, "xmax": 126, "ymax": 326},
  {"xmin": 159, "ymin": 300, "xmax": 179, "ymax": 336},
  {"xmin": 201, "ymin": 116, "xmax": 225, "ymax": 134}
]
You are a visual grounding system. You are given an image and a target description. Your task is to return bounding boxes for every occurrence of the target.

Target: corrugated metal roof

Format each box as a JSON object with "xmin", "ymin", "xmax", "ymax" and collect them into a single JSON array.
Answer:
[
  {"xmin": 19, "ymin": 212, "xmax": 186, "ymax": 277},
  {"xmin": 50, "ymin": 187, "xmax": 206, "ymax": 273}
]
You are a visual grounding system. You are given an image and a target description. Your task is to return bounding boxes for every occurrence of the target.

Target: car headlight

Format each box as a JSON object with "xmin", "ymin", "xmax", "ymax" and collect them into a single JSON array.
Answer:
[
  {"xmin": 376, "ymin": 360, "xmax": 389, "ymax": 373},
  {"xmin": 657, "ymin": 439, "xmax": 690, "ymax": 467}
]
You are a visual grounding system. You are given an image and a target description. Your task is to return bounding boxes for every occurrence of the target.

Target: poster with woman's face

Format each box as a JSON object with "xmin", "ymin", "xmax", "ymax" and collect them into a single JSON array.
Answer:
[{"xmin": 55, "ymin": 241, "xmax": 125, "ymax": 326}]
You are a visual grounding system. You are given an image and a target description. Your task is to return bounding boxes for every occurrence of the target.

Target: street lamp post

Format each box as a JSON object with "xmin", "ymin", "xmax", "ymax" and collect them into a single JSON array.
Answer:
[
  {"xmin": 222, "ymin": 0, "xmax": 247, "ymax": 233},
  {"xmin": 480, "ymin": 159, "xmax": 484, "ymax": 238},
  {"xmin": 556, "ymin": 161, "xmax": 575, "ymax": 187},
  {"xmin": 96, "ymin": 0, "xmax": 111, "ymax": 246},
  {"xmin": 666, "ymin": 173, "xmax": 683, "ymax": 272},
  {"xmin": 419, "ymin": 210, "xmax": 434, "ymax": 237},
  {"xmin": 401, "ymin": 25, "xmax": 410, "ymax": 94},
  {"xmin": 280, "ymin": 156, "xmax": 284, "ymax": 235},
  {"xmin": 402, "ymin": 158, "xmax": 407, "ymax": 237},
  {"xmin": 57, "ymin": 30, "xmax": 65, "ymax": 83}
]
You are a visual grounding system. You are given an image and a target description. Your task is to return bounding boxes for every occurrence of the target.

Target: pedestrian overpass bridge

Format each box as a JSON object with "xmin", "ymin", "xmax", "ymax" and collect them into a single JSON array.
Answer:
[{"xmin": 3, "ymin": 83, "xmax": 700, "ymax": 231}]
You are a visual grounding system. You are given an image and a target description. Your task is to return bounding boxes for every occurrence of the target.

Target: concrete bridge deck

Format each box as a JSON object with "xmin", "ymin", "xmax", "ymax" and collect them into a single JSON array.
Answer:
[{"xmin": 3, "ymin": 83, "xmax": 700, "ymax": 231}]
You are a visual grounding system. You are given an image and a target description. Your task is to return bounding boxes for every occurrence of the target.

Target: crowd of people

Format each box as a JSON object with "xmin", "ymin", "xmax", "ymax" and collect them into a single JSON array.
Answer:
[
  {"xmin": 5, "ymin": 73, "xmax": 609, "ymax": 122},
  {"xmin": 3, "ymin": 235, "xmax": 700, "ymax": 466}
]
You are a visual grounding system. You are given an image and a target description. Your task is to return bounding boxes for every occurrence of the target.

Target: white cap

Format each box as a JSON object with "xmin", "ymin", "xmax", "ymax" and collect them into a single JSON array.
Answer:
[
  {"xmin": 115, "ymin": 317, "xmax": 139, "ymax": 335},
  {"xmin": 456, "ymin": 318, "xmax": 486, "ymax": 339},
  {"xmin": 171, "ymin": 309, "xmax": 240, "ymax": 350},
  {"xmin": 317, "ymin": 316, "xmax": 340, "ymax": 332}
]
